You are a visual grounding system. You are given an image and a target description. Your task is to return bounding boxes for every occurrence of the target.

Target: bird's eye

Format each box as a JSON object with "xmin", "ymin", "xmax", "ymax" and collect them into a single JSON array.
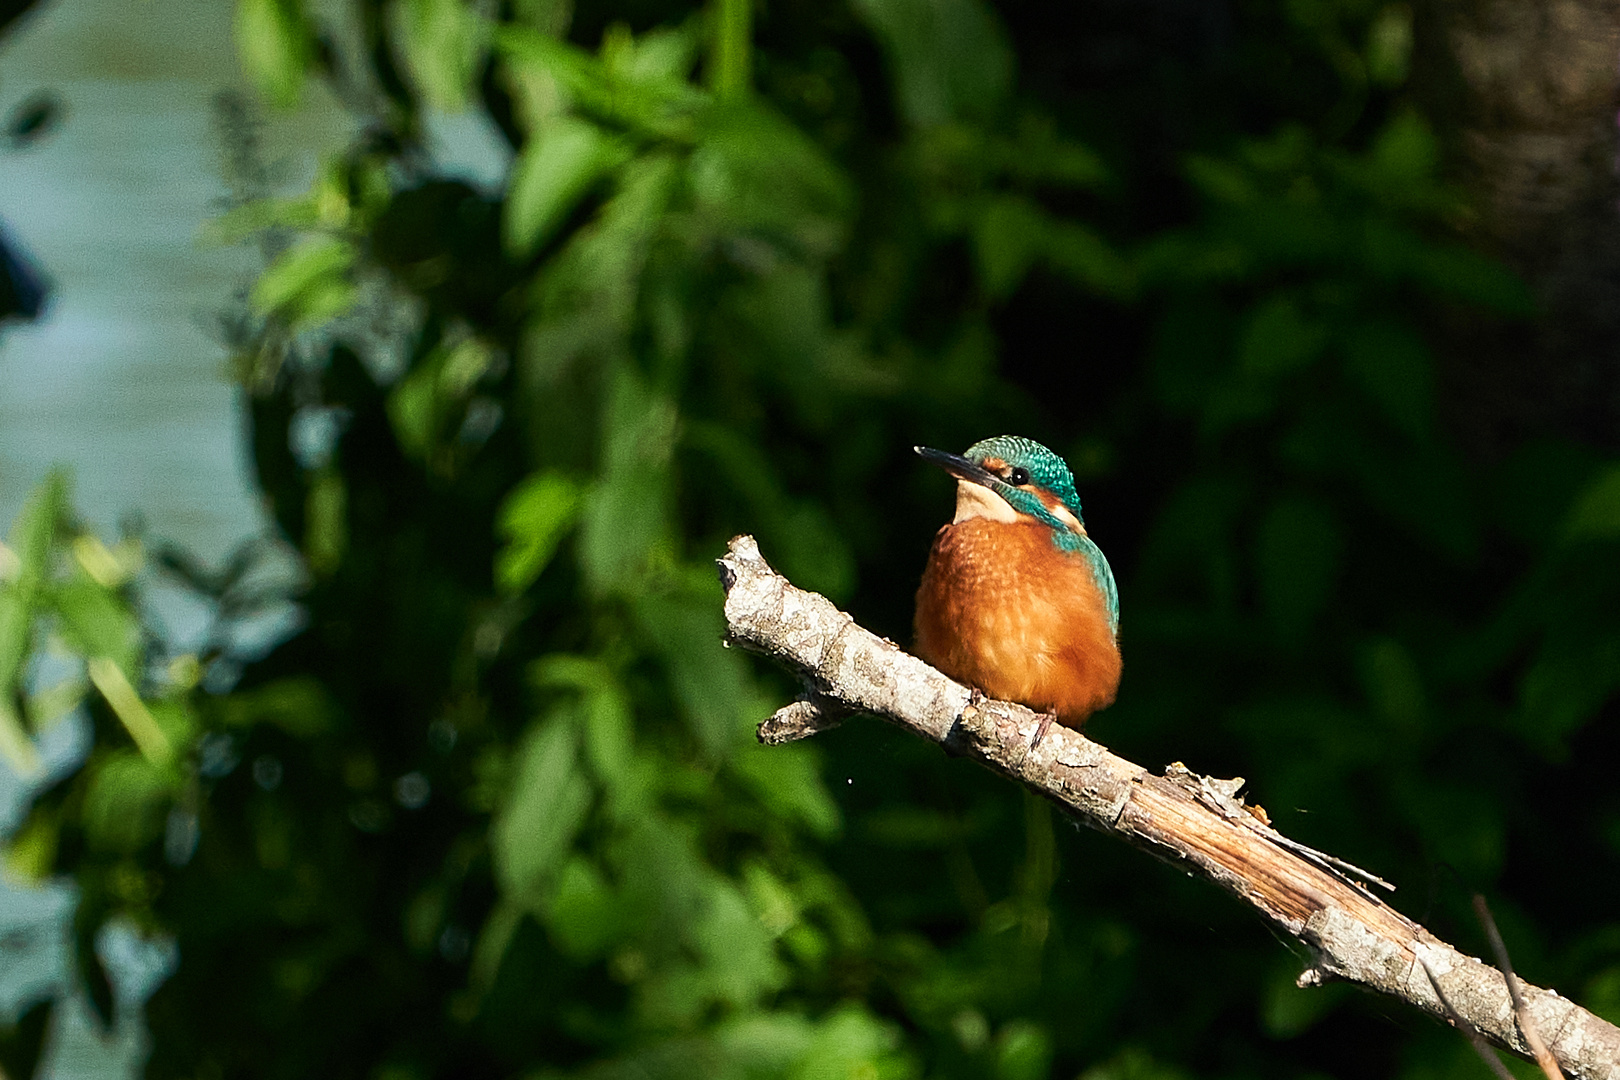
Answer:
[{"xmin": 1008, "ymin": 467, "xmax": 1031, "ymax": 486}]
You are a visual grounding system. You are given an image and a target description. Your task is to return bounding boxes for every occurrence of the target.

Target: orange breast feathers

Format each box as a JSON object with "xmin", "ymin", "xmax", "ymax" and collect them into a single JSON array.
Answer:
[{"xmin": 914, "ymin": 518, "xmax": 1122, "ymax": 728}]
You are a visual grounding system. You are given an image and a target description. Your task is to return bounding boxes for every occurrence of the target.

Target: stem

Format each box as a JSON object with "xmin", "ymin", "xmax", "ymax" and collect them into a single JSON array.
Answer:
[{"xmin": 709, "ymin": 0, "xmax": 751, "ymax": 100}]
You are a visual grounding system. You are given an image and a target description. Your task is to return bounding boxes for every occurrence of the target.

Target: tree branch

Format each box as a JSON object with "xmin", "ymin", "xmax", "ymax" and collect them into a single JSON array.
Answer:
[{"xmin": 717, "ymin": 535, "xmax": 1620, "ymax": 1079}]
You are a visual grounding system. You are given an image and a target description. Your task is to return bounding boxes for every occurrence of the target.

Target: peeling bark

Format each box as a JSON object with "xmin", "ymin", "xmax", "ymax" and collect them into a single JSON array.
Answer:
[{"xmin": 718, "ymin": 534, "xmax": 1620, "ymax": 1078}]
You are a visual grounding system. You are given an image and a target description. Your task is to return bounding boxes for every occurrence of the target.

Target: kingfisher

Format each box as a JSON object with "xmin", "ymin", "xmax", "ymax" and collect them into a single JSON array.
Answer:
[{"xmin": 913, "ymin": 436, "xmax": 1121, "ymax": 741}]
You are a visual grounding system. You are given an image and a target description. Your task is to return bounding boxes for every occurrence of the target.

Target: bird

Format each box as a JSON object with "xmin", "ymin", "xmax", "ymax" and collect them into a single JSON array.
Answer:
[{"xmin": 913, "ymin": 435, "xmax": 1120, "ymax": 743}]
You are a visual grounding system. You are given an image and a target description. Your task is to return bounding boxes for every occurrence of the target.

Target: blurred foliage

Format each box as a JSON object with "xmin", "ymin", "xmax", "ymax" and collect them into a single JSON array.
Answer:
[{"xmin": 7, "ymin": 0, "xmax": 1620, "ymax": 1078}]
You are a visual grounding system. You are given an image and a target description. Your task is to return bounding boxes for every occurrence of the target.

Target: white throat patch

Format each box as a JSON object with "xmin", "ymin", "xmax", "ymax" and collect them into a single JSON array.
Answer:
[
  {"xmin": 952, "ymin": 479, "xmax": 1087, "ymax": 535},
  {"xmin": 953, "ymin": 480, "xmax": 1020, "ymax": 524}
]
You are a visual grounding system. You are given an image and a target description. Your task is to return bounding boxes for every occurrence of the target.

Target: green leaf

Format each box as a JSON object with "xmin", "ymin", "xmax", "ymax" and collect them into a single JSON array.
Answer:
[
  {"xmin": 684, "ymin": 423, "xmax": 857, "ymax": 601},
  {"xmin": 529, "ymin": 654, "xmax": 640, "ymax": 804},
  {"xmin": 995, "ymin": 1020, "xmax": 1052, "ymax": 1080},
  {"xmin": 1408, "ymin": 243, "xmax": 1535, "ymax": 315},
  {"xmin": 973, "ymin": 195, "xmax": 1043, "ymax": 301},
  {"xmin": 504, "ymin": 118, "xmax": 630, "ymax": 258},
  {"xmin": 1399, "ymin": 778, "xmax": 1505, "ymax": 878},
  {"xmin": 714, "ymin": 1013, "xmax": 816, "ymax": 1075},
  {"xmin": 213, "ymin": 677, "xmax": 336, "ymax": 738},
  {"xmin": 1046, "ymin": 219, "xmax": 1132, "ymax": 298},
  {"xmin": 1237, "ymin": 295, "xmax": 1327, "ymax": 376},
  {"xmin": 0, "ymin": 473, "xmax": 65, "ymax": 693},
  {"xmin": 250, "ymin": 236, "xmax": 357, "ymax": 325},
  {"xmin": 54, "ymin": 579, "xmax": 140, "ymax": 675},
  {"xmin": 578, "ymin": 369, "xmax": 678, "ymax": 590},
  {"xmin": 1079, "ymin": 1049, "xmax": 1192, "ymax": 1080},
  {"xmin": 1340, "ymin": 319, "xmax": 1433, "ymax": 438},
  {"xmin": 634, "ymin": 587, "xmax": 752, "ymax": 757},
  {"xmin": 790, "ymin": 1005, "xmax": 911, "ymax": 1080},
  {"xmin": 688, "ymin": 101, "xmax": 853, "ymax": 258},
  {"xmin": 851, "ymin": 0, "xmax": 1013, "ymax": 127},
  {"xmin": 1183, "ymin": 154, "xmax": 1258, "ymax": 205},
  {"xmin": 304, "ymin": 469, "xmax": 348, "ymax": 576},
  {"xmin": 1366, "ymin": 4, "xmax": 1413, "ymax": 86},
  {"xmin": 498, "ymin": 24, "xmax": 704, "ymax": 140},
  {"xmin": 386, "ymin": 363, "xmax": 439, "ymax": 462},
  {"xmin": 545, "ymin": 855, "xmax": 622, "ymax": 959},
  {"xmin": 392, "ymin": 0, "xmax": 488, "ymax": 111},
  {"xmin": 1565, "ymin": 464, "xmax": 1620, "ymax": 542},
  {"xmin": 234, "ymin": 0, "xmax": 311, "ymax": 108},
  {"xmin": 495, "ymin": 472, "xmax": 583, "ymax": 593},
  {"xmin": 729, "ymin": 743, "xmax": 840, "ymax": 839},
  {"xmin": 1357, "ymin": 637, "xmax": 1426, "ymax": 732},
  {"xmin": 1369, "ymin": 110, "xmax": 1437, "ymax": 187},
  {"xmin": 1585, "ymin": 966, "xmax": 1620, "ymax": 1026},
  {"xmin": 82, "ymin": 751, "xmax": 176, "ymax": 853},
  {"xmin": 493, "ymin": 715, "xmax": 593, "ymax": 899},
  {"xmin": 646, "ymin": 873, "xmax": 785, "ymax": 1019},
  {"xmin": 578, "ymin": 471, "xmax": 666, "ymax": 591},
  {"xmin": 1516, "ymin": 633, "xmax": 1620, "ymax": 756}
]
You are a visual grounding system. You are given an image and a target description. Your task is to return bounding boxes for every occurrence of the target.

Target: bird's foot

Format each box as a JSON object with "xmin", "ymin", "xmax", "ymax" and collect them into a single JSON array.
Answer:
[{"xmin": 1030, "ymin": 711, "xmax": 1057, "ymax": 750}]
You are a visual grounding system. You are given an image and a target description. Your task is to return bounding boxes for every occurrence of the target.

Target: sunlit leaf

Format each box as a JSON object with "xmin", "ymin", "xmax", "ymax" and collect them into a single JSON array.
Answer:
[
  {"xmin": 504, "ymin": 118, "xmax": 630, "ymax": 258},
  {"xmin": 234, "ymin": 0, "xmax": 311, "ymax": 108},
  {"xmin": 55, "ymin": 580, "xmax": 140, "ymax": 675},
  {"xmin": 5, "ymin": 810, "xmax": 58, "ymax": 882},
  {"xmin": 995, "ymin": 1020, "xmax": 1052, "ymax": 1080},
  {"xmin": 496, "ymin": 25, "xmax": 702, "ymax": 140},
  {"xmin": 392, "ymin": 0, "xmax": 489, "ymax": 111},
  {"xmin": 0, "ymin": 473, "xmax": 64, "ymax": 693},
  {"xmin": 250, "ymin": 236, "xmax": 357, "ymax": 325},
  {"xmin": 495, "ymin": 472, "xmax": 583, "ymax": 593},
  {"xmin": 545, "ymin": 855, "xmax": 621, "ymax": 959},
  {"xmin": 791, "ymin": 1005, "xmax": 911, "ymax": 1080}
]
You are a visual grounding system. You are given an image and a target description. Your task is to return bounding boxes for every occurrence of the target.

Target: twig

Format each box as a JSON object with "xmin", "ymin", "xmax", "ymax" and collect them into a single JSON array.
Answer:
[
  {"xmin": 756, "ymin": 689, "xmax": 851, "ymax": 745},
  {"xmin": 1475, "ymin": 895, "xmax": 1567, "ymax": 1080},
  {"xmin": 717, "ymin": 536, "xmax": 1620, "ymax": 1080},
  {"xmin": 1420, "ymin": 956, "xmax": 1519, "ymax": 1080}
]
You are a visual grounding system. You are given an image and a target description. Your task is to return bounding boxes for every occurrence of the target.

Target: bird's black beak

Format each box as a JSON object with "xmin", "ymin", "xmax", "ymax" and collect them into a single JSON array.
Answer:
[{"xmin": 915, "ymin": 445, "xmax": 1001, "ymax": 489}]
